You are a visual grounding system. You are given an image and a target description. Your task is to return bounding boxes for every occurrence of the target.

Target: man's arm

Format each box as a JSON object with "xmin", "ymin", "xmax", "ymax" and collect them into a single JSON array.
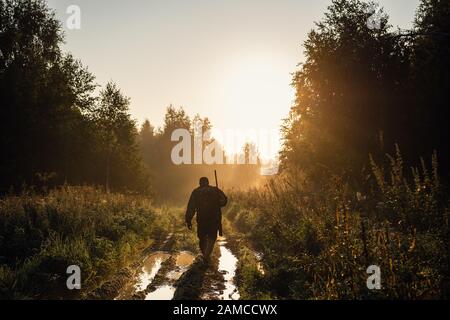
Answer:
[
  {"xmin": 185, "ymin": 190, "xmax": 197, "ymax": 229},
  {"xmin": 217, "ymin": 188, "xmax": 228, "ymax": 207}
]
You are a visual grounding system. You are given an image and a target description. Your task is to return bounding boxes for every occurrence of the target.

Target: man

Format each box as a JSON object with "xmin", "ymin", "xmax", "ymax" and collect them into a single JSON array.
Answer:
[{"xmin": 185, "ymin": 177, "xmax": 227, "ymax": 262}]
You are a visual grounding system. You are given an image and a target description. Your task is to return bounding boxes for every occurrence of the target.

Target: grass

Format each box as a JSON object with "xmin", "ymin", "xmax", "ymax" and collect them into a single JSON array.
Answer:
[
  {"xmin": 2, "ymin": 148, "xmax": 448, "ymax": 300},
  {"xmin": 0, "ymin": 186, "xmax": 176, "ymax": 299},
  {"xmin": 227, "ymin": 148, "xmax": 450, "ymax": 299}
]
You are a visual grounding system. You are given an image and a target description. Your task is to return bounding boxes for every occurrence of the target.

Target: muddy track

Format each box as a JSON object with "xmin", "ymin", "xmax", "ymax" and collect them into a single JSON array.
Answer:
[
  {"xmin": 87, "ymin": 232, "xmax": 175, "ymax": 300},
  {"xmin": 174, "ymin": 246, "xmax": 227, "ymax": 300},
  {"xmin": 114, "ymin": 232, "xmax": 241, "ymax": 300},
  {"xmin": 113, "ymin": 232, "xmax": 179, "ymax": 300}
]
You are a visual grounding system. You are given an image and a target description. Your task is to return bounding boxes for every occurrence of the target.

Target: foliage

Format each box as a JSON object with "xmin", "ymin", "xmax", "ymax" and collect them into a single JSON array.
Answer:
[
  {"xmin": 0, "ymin": 186, "xmax": 173, "ymax": 299},
  {"xmin": 0, "ymin": 0, "xmax": 147, "ymax": 193},
  {"xmin": 229, "ymin": 149, "xmax": 450, "ymax": 299},
  {"xmin": 228, "ymin": 0, "xmax": 450, "ymax": 299},
  {"xmin": 281, "ymin": 0, "xmax": 450, "ymax": 180}
]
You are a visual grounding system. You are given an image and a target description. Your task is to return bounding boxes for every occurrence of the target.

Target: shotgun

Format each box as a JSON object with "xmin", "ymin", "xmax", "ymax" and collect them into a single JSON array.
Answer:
[{"xmin": 214, "ymin": 170, "xmax": 224, "ymax": 237}]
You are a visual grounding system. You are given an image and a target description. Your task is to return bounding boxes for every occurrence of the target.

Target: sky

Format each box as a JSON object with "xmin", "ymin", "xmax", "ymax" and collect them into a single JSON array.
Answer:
[{"xmin": 46, "ymin": 0, "xmax": 421, "ymax": 156}]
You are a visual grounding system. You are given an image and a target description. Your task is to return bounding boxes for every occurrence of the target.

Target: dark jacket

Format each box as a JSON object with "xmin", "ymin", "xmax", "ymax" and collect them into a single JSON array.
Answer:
[{"xmin": 185, "ymin": 185, "xmax": 227, "ymax": 228}]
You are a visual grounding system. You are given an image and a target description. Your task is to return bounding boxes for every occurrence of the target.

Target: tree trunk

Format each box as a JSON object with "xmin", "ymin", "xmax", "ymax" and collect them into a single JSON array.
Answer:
[{"xmin": 106, "ymin": 147, "xmax": 111, "ymax": 193}]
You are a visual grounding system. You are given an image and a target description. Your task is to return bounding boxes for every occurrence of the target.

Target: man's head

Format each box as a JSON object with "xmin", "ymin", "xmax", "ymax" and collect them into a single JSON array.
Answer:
[{"xmin": 199, "ymin": 177, "xmax": 209, "ymax": 187}]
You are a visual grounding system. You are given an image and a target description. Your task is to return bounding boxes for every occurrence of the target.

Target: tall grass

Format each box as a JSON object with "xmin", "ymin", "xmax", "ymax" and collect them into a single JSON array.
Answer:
[
  {"xmin": 0, "ymin": 186, "xmax": 173, "ymax": 299},
  {"xmin": 227, "ymin": 148, "xmax": 450, "ymax": 299}
]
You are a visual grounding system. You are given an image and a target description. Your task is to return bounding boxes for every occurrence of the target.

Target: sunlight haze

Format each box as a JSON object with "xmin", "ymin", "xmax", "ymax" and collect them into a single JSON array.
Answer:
[{"xmin": 46, "ymin": 0, "xmax": 420, "ymax": 155}]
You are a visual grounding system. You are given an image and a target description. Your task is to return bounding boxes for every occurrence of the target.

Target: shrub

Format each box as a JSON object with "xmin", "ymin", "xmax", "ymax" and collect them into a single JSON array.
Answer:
[
  {"xmin": 0, "ymin": 186, "xmax": 173, "ymax": 299},
  {"xmin": 229, "ymin": 149, "xmax": 450, "ymax": 299}
]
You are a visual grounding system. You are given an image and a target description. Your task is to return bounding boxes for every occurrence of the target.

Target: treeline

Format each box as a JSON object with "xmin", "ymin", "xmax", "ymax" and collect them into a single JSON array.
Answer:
[
  {"xmin": 281, "ymin": 0, "xmax": 450, "ymax": 182},
  {"xmin": 0, "ymin": 0, "xmax": 147, "ymax": 193},
  {"xmin": 230, "ymin": 0, "xmax": 450, "ymax": 299},
  {"xmin": 0, "ymin": 0, "xmax": 262, "ymax": 198},
  {"xmin": 138, "ymin": 106, "xmax": 262, "ymax": 203}
]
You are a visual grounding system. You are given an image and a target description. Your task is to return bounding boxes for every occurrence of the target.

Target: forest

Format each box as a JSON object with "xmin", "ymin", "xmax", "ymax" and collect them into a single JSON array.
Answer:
[{"xmin": 0, "ymin": 0, "xmax": 449, "ymax": 300}]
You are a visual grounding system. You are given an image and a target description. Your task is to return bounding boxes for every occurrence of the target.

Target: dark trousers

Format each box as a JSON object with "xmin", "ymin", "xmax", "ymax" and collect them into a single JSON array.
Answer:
[{"xmin": 197, "ymin": 221, "xmax": 218, "ymax": 258}]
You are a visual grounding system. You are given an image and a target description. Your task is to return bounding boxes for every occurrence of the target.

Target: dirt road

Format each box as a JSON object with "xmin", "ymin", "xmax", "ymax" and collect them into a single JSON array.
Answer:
[{"xmin": 115, "ymin": 233, "xmax": 241, "ymax": 300}]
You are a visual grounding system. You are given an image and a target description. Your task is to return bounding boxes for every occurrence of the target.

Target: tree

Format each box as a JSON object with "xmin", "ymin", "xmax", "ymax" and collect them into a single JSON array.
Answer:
[
  {"xmin": 139, "ymin": 120, "xmax": 155, "ymax": 163},
  {"xmin": 0, "ymin": 0, "xmax": 98, "ymax": 192},
  {"xmin": 95, "ymin": 81, "xmax": 134, "ymax": 192},
  {"xmin": 281, "ymin": 0, "xmax": 409, "ymax": 180},
  {"xmin": 162, "ymin": 105, "xmax": 191, "ymax": 137},
  {"xmin": 411, "ymin": 0, "xmax": 450, "ymax": 178}
]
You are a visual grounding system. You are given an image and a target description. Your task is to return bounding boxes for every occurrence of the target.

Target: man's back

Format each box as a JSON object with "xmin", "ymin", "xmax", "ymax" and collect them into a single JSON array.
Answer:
[{"xmin": 188, "ymin": 185, "xmax": 226, "ymax": 223}]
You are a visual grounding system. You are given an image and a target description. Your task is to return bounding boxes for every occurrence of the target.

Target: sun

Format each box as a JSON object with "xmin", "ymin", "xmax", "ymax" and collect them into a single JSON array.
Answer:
[{"xmin": 214, "ymin": 53, "xmax": 295, "ymax": 160}]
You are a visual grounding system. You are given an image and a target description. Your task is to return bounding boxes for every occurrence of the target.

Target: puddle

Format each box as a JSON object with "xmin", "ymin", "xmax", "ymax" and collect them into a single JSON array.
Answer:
[
  {"xmin": 165, "ymin": 251, "xmax": 196, "ymax": 280},
  {"xmin": 145, "ymin": 285, "xmax": 176, "ymax": 300},
  {"xmin": 135, "ymin": 252, "xmax": 171, "ymax": 291},
  {"xmin": 176, "ymin": 251, "xmax": 196, "ymax": 268},
  {"xmin": 218, "ymin": 239, "xmax": 240, "ymax": 300},
  {"xmin": 144, "ymin": 251, "xmax": 195, "ymax": 300}
]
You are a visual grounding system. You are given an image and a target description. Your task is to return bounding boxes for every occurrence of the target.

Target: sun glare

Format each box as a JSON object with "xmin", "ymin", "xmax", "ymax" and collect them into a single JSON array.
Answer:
[{"xmin": 214, "ymin": 54, "xmax": 295, "ymax": 160}]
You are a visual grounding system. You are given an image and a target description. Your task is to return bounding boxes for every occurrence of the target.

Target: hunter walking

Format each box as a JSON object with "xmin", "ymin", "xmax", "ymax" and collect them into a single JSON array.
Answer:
[{"xmin": 185, "ymin": 176, "xmax": 227, "ymax": 262}]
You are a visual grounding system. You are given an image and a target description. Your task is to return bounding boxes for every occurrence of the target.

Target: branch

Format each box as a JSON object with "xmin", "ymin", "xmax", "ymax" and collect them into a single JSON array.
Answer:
[{"xmin": 392, "ymin": 31, "xmax": 450, "ymax": 38}]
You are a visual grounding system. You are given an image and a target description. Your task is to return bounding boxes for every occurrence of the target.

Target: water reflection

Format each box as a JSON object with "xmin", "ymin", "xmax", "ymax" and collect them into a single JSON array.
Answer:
[
  {"xmin": 136, "ymin": 252, "xmax": 170, "ymax": 291},
  {"xmin": 145, "ymin": 285, "xmax": 176, "ymax": 300},
  {"xmin": 166, "ymin": 251, "xmax": 196, "ymax": 280},
  {"xmin": 143, "ymin": 251, "xmax": 195, "ymax": 300},
  {"xmin": 218, "ymin": 239, "xmax": 240, "ymax": 300}
]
